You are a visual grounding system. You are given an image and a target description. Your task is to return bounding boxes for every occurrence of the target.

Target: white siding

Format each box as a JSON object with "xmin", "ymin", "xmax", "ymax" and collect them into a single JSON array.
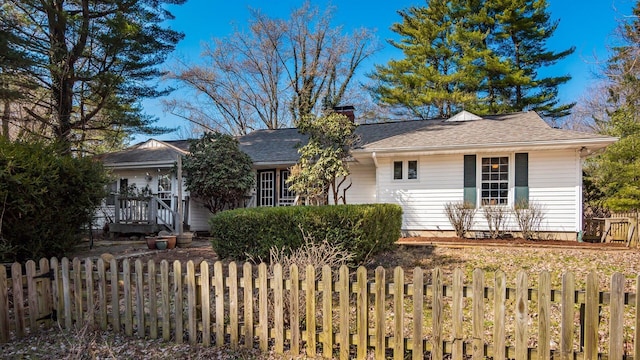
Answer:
[
  {"xmin": 377, "ymin": 155, "xmax": 463, "ymax": 230},
  {"xmin": 528, "ymin": 149, "xmax": 580, "ymax": 233},
  {"xmin": 333, "ymin": 164, "xmax": 377, "ymax": 204},
  {"xmin": 187, "ymin": 199, "xmax": 212, "ymax": 232},
  {"xmin": 374, "ymin": 150, "xmax": 581, "ymax": 234}
]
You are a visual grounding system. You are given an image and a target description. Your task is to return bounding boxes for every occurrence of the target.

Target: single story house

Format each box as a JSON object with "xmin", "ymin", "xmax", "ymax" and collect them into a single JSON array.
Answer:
[{"xmin": 98, "ymin": 110, "xmax": 617, "ymax": 240}]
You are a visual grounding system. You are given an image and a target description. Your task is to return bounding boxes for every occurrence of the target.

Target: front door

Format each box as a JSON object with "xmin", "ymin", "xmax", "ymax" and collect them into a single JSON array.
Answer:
[{"xmin": 258, "ymin": 170, "xmax": 275, "ymax": 207}]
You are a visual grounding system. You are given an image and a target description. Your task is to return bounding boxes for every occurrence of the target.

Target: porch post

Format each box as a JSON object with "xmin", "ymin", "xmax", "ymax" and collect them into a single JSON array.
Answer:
[{"xmin": 177, "ymin": 155, "xmax": 184, "ymax": 235}]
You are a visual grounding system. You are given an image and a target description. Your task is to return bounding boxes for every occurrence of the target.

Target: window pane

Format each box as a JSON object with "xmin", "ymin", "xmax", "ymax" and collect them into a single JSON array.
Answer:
[
  {"xmin": 480, "ymin": 156, "xmax": 509, "ymax": 206},
  {"xmin": 394, "ymin": 161, "xmax": 403, "ymax": 180},
  {"xmin": 408, "ymin": 161, "xmax": 418, "ymax": 179}
]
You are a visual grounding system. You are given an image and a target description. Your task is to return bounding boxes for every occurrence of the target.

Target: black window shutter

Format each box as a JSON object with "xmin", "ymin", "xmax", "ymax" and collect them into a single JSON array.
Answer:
[
  {"xmin": 514, "ymin": 153, "xmax": 529, "ymax": 207},
  {"xmin": 463, "ymin": 155, "xmax": 476, "ymax": 207}
]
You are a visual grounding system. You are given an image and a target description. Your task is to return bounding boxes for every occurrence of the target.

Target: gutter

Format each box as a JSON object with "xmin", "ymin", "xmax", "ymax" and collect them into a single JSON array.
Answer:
[{"xmin": 355, "ymin": 138, "xmax": 618, "ymax": 156}]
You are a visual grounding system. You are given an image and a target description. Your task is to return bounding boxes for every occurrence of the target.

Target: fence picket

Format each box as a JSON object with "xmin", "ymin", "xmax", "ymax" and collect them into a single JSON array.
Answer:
[
  {"xmin": 201, "ymin": 261, "xmax": 211, "ymax": 347},
  {"xmin": 123, "ymin": 259, "xmax": 133, "ymax": 336},
  {"xmin": 413, "ymin": 267, "xmax": 424, "ymax": 360},
  {"xmin": 472, "ymin": 268, "xmax": 484, "ymax": 360},
  {"xmin": 186, "ymin": 260, "xmax": 197, "ymax": 345},
  {"xmin": 493, "ymin": 270, "xmax": 506, "ymax": 360},
  {"xmin": 538, "ymin": 271, "xmax": 551, "ymax": 360},
  {"xmin": 61, "ymin": 258, "xmax": 72, "ymax": 330},
  {"xmin": 173, "ymin": 260, "xmax": 183, "ymax": 344},
  {"xmin": 273, "ymin": 263, "xmax": 284, "ymax": 354},
  {"xmin": 148, "ymin": 260, "xmax": 157, "ymax": 339},
  {"xmin": 290, "ymin": 264, "xmax": 300, "ymax": 355},
  {"xmin": 96, "ymin": 259, "xmax": 107, "ymax": 330},
  {"xmin": 0, "ymin": 264, "xmax": 8, "ymax": 342},
  {"xmin": 242, "ymin": 262, "xmax": 254, "ymax": 348},
  {"xmin": 453, "ymin": 268, "xmax": 464, "ymax": 360},
  {"xmin": 134, "ymin": 259, "xmax": 144, "ymax": 338},
  {"xmin": 50, "ymin": 258, "xmax": 62, "ymax": 329},
  {"xmin": 357, "ymin": 266, "xmax": 368, "ymax": 358},
  {"xmin": 85, "ymin": 258, "xmax": 95, "ymax": 327},
  {"xmin": 339, "ymin": 265, "xmax": 350, "ymax": 360},
  {"xmin": 609, "ymin": 273, "xmax": 625, "ymax": 359},
  {"xmin": 561, "ymin": 272, "xmax": 575, "ymax": 360},
  {"xmin": 375, "ymin": 266, "xmax": 386, "ymax": 360},
  {"xmin": 432, "ymin": 268, "xmax": 443, "ymax": 360},
  {"xmin": 26, "ymin": 261, "xmax": 37, "ymax": 331},
  {"xmin": 305, "ymin": 264, "xmax": 316, "ymax": 357},
  {"xmin": 73, "ymin": 258, "xmax": 83, "ymax": 328},
  {"xmin": 110, "ymin": 258, "xmax": 120, "ymax": 333},
  {"xmin": 515, "ymin": 271, "xmax": 528, "ymax": 360},
  {"xmin": 322, "ymin": 265, "xmax": 333, "ymax": 359},
  {"xmin": 394, "ymin": 267, "xmax": 405, "ymax": 360},
  {"xmin": 11, "ymin": 262, "xmax": 25, "ymax": 338},
  {"xmin": 584, "ymin": 271, "xmax": 598, "ymax": 360},
  {"xmin": 258, "ymin": 263, "xmax": 268, "ymax": 352},
  {"xmin": 160, "ymin": 260, "xmax": 170, "ymax": 341},
  {"xmin": 214, "ymin": 261, "xmax": 224, "ymax": 347},
  {"xmin": 39, "ymin": 259, "xmax": 52, "ymax": 329},
  {"xmin": 228, "ymin": 262, "xmax": 238, "ymax": 348}
]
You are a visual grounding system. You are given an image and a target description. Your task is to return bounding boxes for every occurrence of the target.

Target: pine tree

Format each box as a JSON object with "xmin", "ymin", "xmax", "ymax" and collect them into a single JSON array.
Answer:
[
  {"xmin": 370, "ymin": 0, "xmax": 476, "ymax": 119},
  {"xmin": 369, "ymin": 0, "xmax": 574, "ymax": 119},
  {"xmin": 1, "ymin": 0, "xmax": 185, "ymax": 153},
  {"xmin": 489, "ymin": 0, "xmax": 574, "ymax": 118}
]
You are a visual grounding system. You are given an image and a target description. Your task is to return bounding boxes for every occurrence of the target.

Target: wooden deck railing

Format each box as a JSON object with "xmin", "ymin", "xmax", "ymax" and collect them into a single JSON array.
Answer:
[{"xmin": 1, "ymin": 258, "xmax": 639, "ymax": 359}]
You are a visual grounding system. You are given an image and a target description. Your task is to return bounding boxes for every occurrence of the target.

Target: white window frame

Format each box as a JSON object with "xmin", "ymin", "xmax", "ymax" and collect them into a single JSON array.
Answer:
[
  {"xmin": 479, "ymin": 155, "xmax": 511, "ymax": 206},
  {"xmin": 392, "ymin": 159, "xmax": 419, "ymax": 181}
]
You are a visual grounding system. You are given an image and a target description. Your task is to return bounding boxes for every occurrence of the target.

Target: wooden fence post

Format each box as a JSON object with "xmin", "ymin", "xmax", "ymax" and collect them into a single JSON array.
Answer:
[
  {"xmin": 305, "ymin": 264, "xmax": 316, "ymax": 357},
  {"xmin": 584, "ymin": 271, "xmax": 599, "ymax": 359},
  {"xmin": 201, "ymin": 261, "xmax": 211, "ymax": 347},
  {"xmin": 339, "ymin": 265, "xmax": 350, "ymax": 360},
  {"xmin": 242, "ymin": 262, "xmax": 254, "ymax": 349},
  {"xmin": 375, "ymin": 266, "xmax": 386, "ymax": 360},
  {"xmin": 322, "ymin": 265, "xmax": 333, "ymax": 359},
  {"xmin": 493, "ymin": 270, "xmax": 506, "ymax": 360},
  {"xmin": 412, "ymin": 267, "xmax": 424, "ymax": 360},
  {"xmin": 515, "ymin": 271, "xmax": 528, "ymax": 360},
  {"xmin": 290, "ymin": 264, "xmax": 300, "ymax": 355},
  {"xmin": 0, "ymin": 264, "xmax": 9, "ymax": 342},
  {"xmin": 538, "ymin": 271, "xmax": 551, "ymax": 360},
  {"xmin": 393, "ymin": 267, "xmax": 405, "ymax": 360},
  {"xmin": 432, "ymin": 268, "xmax": 443, "ymax": 360},
  {"xmin": 356, "ymin": 266, "xmax": 368, "ymax": 359},
  {"xmin": 173, "ymin": 260, "xmax": 183, "ymax": 344},
  {"xmin": 453, "ymin": 268, "xmax": 464, "ymax": 360},
  {"xmin": 561, "ymin": 272, "xmax": 575, "ymax": 360},
  {"xmin": 472, "ymin": 268, "xmax": 484, "ymax": 360}
]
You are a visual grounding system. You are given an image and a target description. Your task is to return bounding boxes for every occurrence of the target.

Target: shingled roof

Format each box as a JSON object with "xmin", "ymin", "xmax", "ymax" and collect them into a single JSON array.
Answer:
[
  {"xmin": 237, "ymin": 111, "xmax": 616, "ymax": 162},
  {"xmin": 100, "ymin": 111, "xmax": 616, "ymax": 167}
]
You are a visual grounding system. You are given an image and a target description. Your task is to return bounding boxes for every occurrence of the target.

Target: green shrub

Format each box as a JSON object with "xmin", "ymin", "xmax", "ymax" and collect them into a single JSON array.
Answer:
[
  {"xmin": 209, "ymin": 203, "xmax": 402, "ymax": 264},
  {"xmin": 0, "ymin": 140, "xmax": 109, "ymax": 261}
]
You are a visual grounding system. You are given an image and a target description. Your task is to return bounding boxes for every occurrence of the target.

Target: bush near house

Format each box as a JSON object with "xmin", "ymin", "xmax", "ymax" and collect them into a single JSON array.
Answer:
[
  {"xmin": 0, "ymin": 140, "xmax": 109, "ymax": 262},
  {"xmin": 209, "ymin": 204, "xmax": 402, "ymax": 264}
]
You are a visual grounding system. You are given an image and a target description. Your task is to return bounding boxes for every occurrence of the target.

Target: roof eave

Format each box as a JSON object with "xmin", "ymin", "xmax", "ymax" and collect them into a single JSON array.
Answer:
[{"xmin": 354, "ymin": 138, "xmax": 618, "ymax": 156}]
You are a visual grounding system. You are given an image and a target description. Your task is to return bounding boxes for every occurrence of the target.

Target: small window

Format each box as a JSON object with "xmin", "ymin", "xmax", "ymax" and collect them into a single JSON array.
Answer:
[
  {"xmin": 393, "ymin": 160, "xmax": 418, "ymax": 180},
  {"xmin": 393, "ymin": 161, "xmax": 403, "ymax": 180},
  {"xmin": 408, "ymin": 160, "xmax": 418, "ymax": 179},
  {"xmin": 481, "ymin": 156, "xmax": 509, "ymax": 205}
]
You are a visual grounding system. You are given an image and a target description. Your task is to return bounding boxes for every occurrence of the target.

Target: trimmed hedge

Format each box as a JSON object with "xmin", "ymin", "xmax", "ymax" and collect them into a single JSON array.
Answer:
[{"xmin": 209, "ymin": 204, "xmax": 402, "ymax": 264}]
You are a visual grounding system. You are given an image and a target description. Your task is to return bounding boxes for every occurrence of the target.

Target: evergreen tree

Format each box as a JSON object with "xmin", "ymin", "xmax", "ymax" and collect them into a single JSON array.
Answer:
[
  {"xmin": 369, "ymin": 0, "xmax": 574, "ymax": 119},
  {"xmin": 585, "ymin": 1, "xmax": 640, "ymax": 211},
  {"xmin": 0, "ymin": 0, "xmax": 185, "ymax": 153}
]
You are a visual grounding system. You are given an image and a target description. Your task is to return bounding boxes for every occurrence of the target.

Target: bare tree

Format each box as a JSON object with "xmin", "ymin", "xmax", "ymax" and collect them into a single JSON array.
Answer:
[{"xmin": 166, "ymin": 2, "xmax": 378, "ymax": 135}]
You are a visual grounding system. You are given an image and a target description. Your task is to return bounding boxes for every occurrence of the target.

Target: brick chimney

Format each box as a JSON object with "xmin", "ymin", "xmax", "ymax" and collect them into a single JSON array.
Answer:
[{"xmin": 332, "ymin": 105, "xmax": 355, "ymax": 122}]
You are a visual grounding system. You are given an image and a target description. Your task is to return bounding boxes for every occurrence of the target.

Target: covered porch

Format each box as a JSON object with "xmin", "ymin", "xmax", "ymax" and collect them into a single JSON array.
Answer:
[{"xmin": 106, "ymin": 195, "xmax": 190, "ymax": 235}]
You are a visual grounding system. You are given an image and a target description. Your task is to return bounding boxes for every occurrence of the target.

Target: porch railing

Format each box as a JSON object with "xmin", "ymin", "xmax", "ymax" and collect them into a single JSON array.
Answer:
[{"xmin": 112, "ymin": 195, "xmax": 189, "ymax": 233}]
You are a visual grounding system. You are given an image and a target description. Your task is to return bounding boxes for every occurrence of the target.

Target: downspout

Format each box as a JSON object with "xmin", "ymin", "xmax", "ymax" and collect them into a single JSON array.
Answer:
[{"xmin": 372, "ymin": 152, "xmax": 379, "ymax": 202}]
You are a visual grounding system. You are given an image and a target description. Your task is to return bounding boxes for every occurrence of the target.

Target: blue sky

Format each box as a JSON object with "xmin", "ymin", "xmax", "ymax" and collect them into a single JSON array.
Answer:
[{"xmin": 141, "ymin": 0, "xmax": 635, "ymax": 142}]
